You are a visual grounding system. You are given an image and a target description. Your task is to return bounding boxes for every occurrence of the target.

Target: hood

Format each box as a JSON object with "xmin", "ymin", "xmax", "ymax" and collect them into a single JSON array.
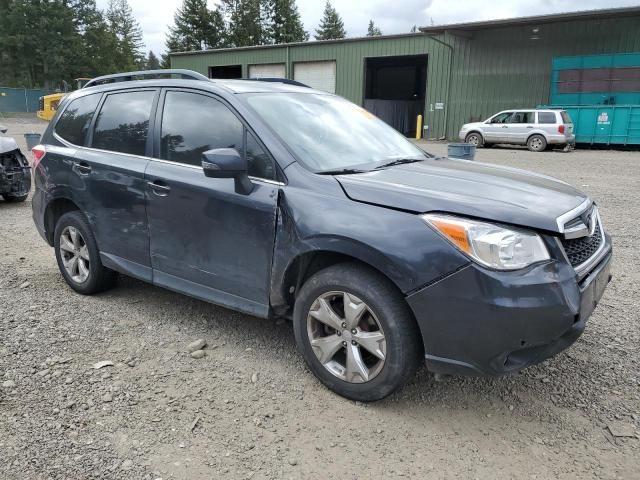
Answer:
[
  {"xmin": 460, "ymin": 121, "xmax": 485, "ymax": 129},
  {"xmin": 336, "ymin": 158, "xmax": 589, "ymax": 233},
  {"xmin": 0, "ymin": 136, "xmax": 20, "ymax": 155}
]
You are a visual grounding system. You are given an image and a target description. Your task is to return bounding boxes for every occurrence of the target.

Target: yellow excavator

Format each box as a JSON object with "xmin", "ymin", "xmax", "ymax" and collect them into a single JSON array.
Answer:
[{"xmin": 37, "ymin": 78, "xmax": 91, "ymax": 121}]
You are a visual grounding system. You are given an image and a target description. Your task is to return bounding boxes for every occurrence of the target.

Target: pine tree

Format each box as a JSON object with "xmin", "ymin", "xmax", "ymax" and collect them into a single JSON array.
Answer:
[
  {"xmin": 106, "ymin": 0, "xmax": 145, "ymax": 71},
  {"xmin": 166, "ymin": 0, "xmax": 227, "ymax": 52},
  {"xmin": 146, "ymin": 51, "xmax": 161, "ymax": 70},
  {"xmin": 367, "ymin": 20, "xmax": 382, "ymax": 37},
  {"xmin": 70, "ymin": 0, "xmax": 120, "ymax": 77},
  {"xmin": 265, "ymin": 0, "xmax": 308, "ymax": 44},
  {"xmin": 221, "ymin": 0, "xmax": 265, "ymax": 47},
  {"xmin": 314, "ymin": 1, "xmax": 346, "ymax": 40},
  {"xmin": 367, "ymin": 20, "xmax": 382, "ymax": 36}
]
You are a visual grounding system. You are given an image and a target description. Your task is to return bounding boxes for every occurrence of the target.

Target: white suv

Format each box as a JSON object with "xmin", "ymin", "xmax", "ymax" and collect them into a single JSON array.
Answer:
[{"xmin": 459, "ymin": 109, "xmax": 575, "ymax": 152}]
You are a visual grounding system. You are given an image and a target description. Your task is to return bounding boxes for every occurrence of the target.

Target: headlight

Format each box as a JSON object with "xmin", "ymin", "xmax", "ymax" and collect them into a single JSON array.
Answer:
[{"xmin": 422, "ymin": 213, "xmax": 550, "ymax": 270}]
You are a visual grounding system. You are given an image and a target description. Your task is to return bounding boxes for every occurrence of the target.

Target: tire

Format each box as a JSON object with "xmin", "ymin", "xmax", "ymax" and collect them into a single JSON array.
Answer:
[
  {"xmin": 54, "ymin": 211, "xmax": 117, "ymax": 295},
  {"xmin": 527, "ymin": 134, "xmax": 547, "ymax": 152},
  {"xmin": 2, "ymin": 193, "xmax": 28, "ymax": 203},
  {"xmin": 293, "ymin": 262, "xmax": 422, "ymax": 402},
  {"xmin": 465, "ymin": 132, "xmax": 483, "ymax": 147}
]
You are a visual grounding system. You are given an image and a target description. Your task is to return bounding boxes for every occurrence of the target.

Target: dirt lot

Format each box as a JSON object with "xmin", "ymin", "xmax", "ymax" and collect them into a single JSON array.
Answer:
[{"xmin": 1, "ymin": 115, "xmax": 639, "ymax": 479}]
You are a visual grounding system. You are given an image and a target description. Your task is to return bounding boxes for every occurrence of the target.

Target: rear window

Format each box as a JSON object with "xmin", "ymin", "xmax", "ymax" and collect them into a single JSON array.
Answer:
[
  {"xmin": 537, "ymin": 112, "xmax": 557, "ymax": 124},
  {"xmin": 92, "ymin": 90, "xmax": 155, "ymax": 156},
  {"xmin": 55, "ymin": 94, "xmax": 100, "ymax": 146},
  {"xmin": 560, "ymin": 111, "xmax": 572, "ymax": 124}
]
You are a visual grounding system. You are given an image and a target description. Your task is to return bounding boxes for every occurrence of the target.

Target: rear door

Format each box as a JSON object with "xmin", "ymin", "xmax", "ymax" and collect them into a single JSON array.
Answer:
[
  {"xmin": 145, "ymin": 89, "xmax": 279, "ymax": 316},
  {"xmin": 52, "ymin": 89, "xmax": 157, "ymax": 278},
  {"xmin": 504, "ymin": 111, "xmax": 535, "ymax": 144}
]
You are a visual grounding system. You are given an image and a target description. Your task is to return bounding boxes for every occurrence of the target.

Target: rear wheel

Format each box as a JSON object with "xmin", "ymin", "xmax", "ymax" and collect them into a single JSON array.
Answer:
[
  {"xmin": 54, "ymin": 211, "xmax": 116, "ymax": 294},
  {"xmin": 527, "ymin": 134, "xmax": 547, "ymax": 152},
  {"xmin": 293, "ymin": 263, "xmax": 422, "ymax": 402},
  {"xmin": 465, "ymin": 132, "xmax": 483, "ymax": 147}
]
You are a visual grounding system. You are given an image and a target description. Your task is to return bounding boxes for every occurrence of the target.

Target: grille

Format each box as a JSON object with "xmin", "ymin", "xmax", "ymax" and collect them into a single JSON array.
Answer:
[{"xmin": 561, "ymin": 216, "xmax": 603, "ymax": 267}]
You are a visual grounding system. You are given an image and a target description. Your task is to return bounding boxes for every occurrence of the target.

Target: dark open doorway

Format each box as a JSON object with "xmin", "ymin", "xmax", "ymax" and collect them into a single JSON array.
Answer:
[
  {"xmin": 208, "ymin": 65, "xmax": 242, "ymax": 79},
  {"xmin": 364, "ymin": 54, "xmax": 428, "ymax": 136}
]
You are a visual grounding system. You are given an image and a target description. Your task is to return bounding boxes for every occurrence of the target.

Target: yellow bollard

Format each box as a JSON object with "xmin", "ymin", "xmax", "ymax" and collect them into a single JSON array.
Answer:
[{"xmin": 416, "ymin": 114, "xmax": 423, "ymax": 140}]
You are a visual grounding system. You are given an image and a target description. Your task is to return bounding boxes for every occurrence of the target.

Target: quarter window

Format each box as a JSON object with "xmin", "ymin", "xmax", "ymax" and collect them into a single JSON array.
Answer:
[
  {"xmin": 55, "ymin": 94, "xmax": 100, "ymax": 146},
  {"xmin": 92, "ymin": 90, "xmax": 155, "ymax": 156},
  {"xmin": 160, "ymin": 91, "xmax": 275, "ymax": 180},
  {"xmin": 537, "ymin": 112, "xmax": 557, "ymax": 124}
]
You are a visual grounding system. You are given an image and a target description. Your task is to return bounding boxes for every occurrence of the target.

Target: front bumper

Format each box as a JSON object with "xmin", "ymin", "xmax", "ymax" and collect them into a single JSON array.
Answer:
[{"xmin": 407, "ymin": 246, "xmax": 612, "ymax": 376}]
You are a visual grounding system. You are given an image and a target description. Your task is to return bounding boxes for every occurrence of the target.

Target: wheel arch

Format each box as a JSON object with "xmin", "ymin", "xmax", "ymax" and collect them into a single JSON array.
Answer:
[
  {"xmin": 465, "ymin": 130, "xmax": 484, "ymax": 140},
  {"xmin": 273, "ymin": 247, "xmax": 408, "ymax": 316},
  {"xmin": 44, "ymin": 197, "xmax": 81, "ymax": 246}
]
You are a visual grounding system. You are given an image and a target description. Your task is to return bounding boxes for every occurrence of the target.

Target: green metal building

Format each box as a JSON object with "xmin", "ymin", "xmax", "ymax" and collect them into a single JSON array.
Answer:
[{"xmin": 171, "ymin": 7, "xmax": 640, "ymax": 140}]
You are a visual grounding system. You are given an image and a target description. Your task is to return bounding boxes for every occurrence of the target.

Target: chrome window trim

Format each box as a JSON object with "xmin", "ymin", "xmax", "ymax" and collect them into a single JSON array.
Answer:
[
  {"xmin": 54, "ymin": 132, "xmax": 154, "ymax": 161},
  {"xmin": 53, "ymin": 133, "xmax": 285, "ymax": 186},
  {"xmin": 149, "ymin": 157, "xmax": 286, "ymax": 186},
  {"xmin": 555, "ymin": 198, "xmax": 592, "ymax": 234}
]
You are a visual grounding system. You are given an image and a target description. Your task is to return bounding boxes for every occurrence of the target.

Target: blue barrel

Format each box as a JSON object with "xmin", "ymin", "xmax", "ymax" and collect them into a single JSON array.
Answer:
[
  {"xmin": 448, "ymin": 143, "xmax": 476, "ymax": 160},
  {"xmin": 24, "ymin": 133, "xmax": 41, "ymax": 151}
]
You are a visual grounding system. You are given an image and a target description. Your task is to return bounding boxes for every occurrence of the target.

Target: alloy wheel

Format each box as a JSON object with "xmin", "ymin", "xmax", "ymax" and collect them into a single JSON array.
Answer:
[
  {"xmin": 307, "ymin": 291, "xmax": 386, "ymax": 383},
  {"xmin": 59, "ymin": 226, "xmax": 90, "ymax": 284}
]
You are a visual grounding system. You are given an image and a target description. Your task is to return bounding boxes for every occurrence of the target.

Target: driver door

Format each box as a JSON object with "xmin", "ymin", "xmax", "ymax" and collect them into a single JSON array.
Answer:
[
  {"xmin": 145, "ymin": 89, "xmax": 280, "ymax": 317},
  {"xmin": 483, "ymin": 111, "xmax": 512, "ymax": 143}
]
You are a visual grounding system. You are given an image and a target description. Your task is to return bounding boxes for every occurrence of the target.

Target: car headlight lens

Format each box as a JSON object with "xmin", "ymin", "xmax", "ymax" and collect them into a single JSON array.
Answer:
[{"xmin": 422, "ymin": 213, "xmax": 550, "ymax": 270}]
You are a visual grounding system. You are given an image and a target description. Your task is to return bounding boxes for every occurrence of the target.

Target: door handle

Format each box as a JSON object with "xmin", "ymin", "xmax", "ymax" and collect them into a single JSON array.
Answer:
[
  {"xmin": 526, "ymin": 125, "xmax": 534, "ymax": 128},
  {"xmin": 74, "ymin": 162, "xmax": 92, "ymax": 174},
  {"xmin": 501, "ymin": 125, "xmax": 509, "ymax": 128},
  {"xmin": 148, "ymin": 181, "xmax": 171, "ymax": 196}
]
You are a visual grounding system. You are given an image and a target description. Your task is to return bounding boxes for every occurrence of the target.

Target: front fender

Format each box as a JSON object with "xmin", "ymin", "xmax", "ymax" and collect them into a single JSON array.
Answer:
[{"xmin": 269, "ymin": 183, "xmax": 470, "ymax": 307}]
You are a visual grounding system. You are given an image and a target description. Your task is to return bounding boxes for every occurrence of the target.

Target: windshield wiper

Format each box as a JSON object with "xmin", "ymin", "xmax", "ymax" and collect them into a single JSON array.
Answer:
[
  {"xmin": 317, "ymin": 168, "xmax": 368, "ymax": 175},
  {"xmin": 374, "ymin": 158, "xmax": 424, "ymax": 169}
]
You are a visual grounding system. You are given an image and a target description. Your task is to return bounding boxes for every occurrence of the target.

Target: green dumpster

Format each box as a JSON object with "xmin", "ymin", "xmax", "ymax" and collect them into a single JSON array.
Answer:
[{"xmin": 543, "ymin": 105, "xmax": 640, "ymax": 145}]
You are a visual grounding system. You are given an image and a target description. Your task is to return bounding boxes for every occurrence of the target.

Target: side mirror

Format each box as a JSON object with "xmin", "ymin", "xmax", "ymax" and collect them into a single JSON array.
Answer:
[
  {"xmin": 201, "ymin": 148, "xmax": 253, "ymax": 195},
  {"xmin": 0, "ymin": 125, "xmax": 7, "ymax": 134}
]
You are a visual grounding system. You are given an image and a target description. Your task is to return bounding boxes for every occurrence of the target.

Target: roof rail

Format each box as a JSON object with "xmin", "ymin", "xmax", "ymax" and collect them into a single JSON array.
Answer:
[{"xmin": 83, "ymin": 69, "xmax": 209, "ymax": 89}]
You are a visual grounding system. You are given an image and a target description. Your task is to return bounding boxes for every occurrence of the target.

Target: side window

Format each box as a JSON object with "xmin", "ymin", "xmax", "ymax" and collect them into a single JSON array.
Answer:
[
  {"xmin": 160, "ymin": 91, "xmax": 276, "ymax": 180},
  {"xmin": 490, "ymin": 112, "xmax": 511, "ymax": 124},
  {"xmin": 160, "ymin": 92, "xmax": 242, "ymax": 166},
  {"xmin": 537, "ymin": 112, "xmax": 557, "ymax": 124},
  {"xmin": 509, "ymin": 112, "xmax": 534, "ymax": 123},
  {"xmin": 92, "ymin": 90, "xmax": 155, "ymax": 156},
  {"xmin": 246, "ymin": 132, "xmax": 275, "ymax": 180},
  {"xmin": 55, "ymin": 94, "xmax": 100, "ymax": 146}
]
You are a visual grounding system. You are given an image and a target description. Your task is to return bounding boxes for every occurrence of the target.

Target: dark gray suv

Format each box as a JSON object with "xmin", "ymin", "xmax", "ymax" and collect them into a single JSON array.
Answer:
[{"xmin": 31, "ymin": 70, "xmax": 612, "ymax": 401}]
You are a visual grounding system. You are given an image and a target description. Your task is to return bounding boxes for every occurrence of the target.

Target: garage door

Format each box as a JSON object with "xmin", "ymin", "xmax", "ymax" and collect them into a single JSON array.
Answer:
[
  {"xmin": 293, "ymin": 61, "xmax": 336, "ymax": 93},
  {"xmin": 248, "ymin": 63, "xmax": 286, "ymax": 79}
]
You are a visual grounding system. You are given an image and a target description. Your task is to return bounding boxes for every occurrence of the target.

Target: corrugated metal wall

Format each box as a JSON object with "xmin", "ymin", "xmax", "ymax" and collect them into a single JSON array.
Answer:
[
  {"xmin": 0, "ymin": 87, "xmax": 53, "ymax": 113},
  {"xmin": 172, "ymin": 14, "xmax": 640, "ymax": 139}
]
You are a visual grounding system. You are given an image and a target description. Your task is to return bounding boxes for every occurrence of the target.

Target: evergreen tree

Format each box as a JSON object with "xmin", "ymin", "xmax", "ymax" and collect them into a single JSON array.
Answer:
[
  {"xmin": 314, "ymin": 1, "xmax": 346, "ymax": 40},
  {"xmin": 265, "ymin": 0, "xmax": 308, "ymax": 44},
  {"xmin": 367, "ymin": 20, "xmax": 382, "ymax": 36},
  {"xmin": 166, "ymin": 0, "xmax": 227, "ymax": 52},
  {"xmin": 221, "ymin": 0, "xmax": 265, "ymax": 47},
  {"xmin": 146, "ymin": 51, "xmax": 161, "ymax": 70},
  {"xmin": 70, "ymin": 0, "xmax": 120, "ymax": 78},
  {"xmin": 106, "ymin": 0, "xmax": 145, "ymax": 71}
]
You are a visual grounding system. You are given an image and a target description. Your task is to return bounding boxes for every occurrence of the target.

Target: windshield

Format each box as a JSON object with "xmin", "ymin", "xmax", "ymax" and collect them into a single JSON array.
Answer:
[{"xmin": 244, "ymin": 92, "xmax": 429, "ymax": 172}]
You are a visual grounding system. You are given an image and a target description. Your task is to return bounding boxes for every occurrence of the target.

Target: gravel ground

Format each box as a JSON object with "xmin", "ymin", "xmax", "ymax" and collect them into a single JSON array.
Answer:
[{"xmin": 1, "ymin": 116, "xmax": 639, "ymax": 479}]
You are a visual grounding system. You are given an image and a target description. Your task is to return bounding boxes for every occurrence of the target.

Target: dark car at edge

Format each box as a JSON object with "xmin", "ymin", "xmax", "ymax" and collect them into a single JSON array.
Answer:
[{"xmin": 30, "ymin": 70, "xmax": 612, "ymax": 401}]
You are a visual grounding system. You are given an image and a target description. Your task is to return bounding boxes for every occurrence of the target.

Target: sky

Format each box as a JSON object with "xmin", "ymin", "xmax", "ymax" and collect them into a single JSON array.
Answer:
[{"xmin": 96, "ymin": 0, "xmax": 639, "ymax": 56}]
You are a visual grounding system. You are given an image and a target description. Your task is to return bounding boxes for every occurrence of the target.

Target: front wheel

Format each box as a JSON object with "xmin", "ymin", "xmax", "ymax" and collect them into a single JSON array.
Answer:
[
  {"xmin": 465, "ymin": 132, "xmax": 483, "ymax": 147},
  {"xmin": 2, "ymin": 193, "xmax": 28, "ymax": 203},
  {"xmin": 293, "ymin": 263, "xmax": 422, "ymax": 402}
]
